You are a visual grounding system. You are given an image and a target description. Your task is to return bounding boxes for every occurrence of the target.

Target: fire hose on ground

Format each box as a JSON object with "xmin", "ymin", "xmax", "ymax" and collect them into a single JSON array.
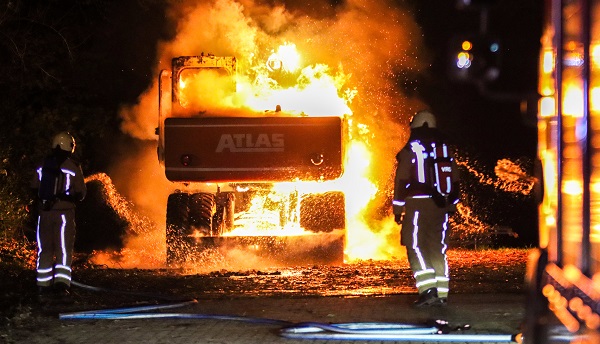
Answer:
[{"xmin": 61, "ymin": 280, "xmax": 522, "ymax": 343}]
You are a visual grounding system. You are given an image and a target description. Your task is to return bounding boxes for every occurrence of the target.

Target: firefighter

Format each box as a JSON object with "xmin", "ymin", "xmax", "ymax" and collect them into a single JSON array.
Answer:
[
  {"xmin": 31, "ymin": 132, "xmax": 86, "ymax": 299},
  {"xmin": 393, "ymin": 110, "xmax": 460, "ymax": 307}
]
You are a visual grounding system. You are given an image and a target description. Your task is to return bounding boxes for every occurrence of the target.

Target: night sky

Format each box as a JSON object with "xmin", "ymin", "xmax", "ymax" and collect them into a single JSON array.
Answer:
[{"xmin": 411, "ymin": 1, "xmax": 542, "ymax": 165}]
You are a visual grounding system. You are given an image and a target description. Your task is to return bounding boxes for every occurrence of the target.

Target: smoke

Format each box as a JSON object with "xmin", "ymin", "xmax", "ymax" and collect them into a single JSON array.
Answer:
[
  {"xmin": 110, "ymin": 0, "xmax": 428, "ymax": 266},
  {"xmin": 120, "ymin": 0, "xmax": 426, "ymax": 139}
]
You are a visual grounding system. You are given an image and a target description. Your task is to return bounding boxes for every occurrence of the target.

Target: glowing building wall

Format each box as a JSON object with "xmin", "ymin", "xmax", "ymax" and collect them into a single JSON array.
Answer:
[{"xmin": 538, "ymin": 0, "xmax": 600, "ymax": 276}]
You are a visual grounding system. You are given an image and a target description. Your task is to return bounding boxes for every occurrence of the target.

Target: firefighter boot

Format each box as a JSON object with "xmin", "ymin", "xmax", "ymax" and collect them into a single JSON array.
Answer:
[{"xmin": 414, "ymin": 288, "xmax": 438, "ymax": 307}]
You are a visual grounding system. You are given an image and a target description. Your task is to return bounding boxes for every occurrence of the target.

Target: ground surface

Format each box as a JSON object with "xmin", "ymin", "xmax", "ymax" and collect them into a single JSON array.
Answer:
[{"xmin": 0, "ymin": 249, "xmax": 528, "ymax": 335}]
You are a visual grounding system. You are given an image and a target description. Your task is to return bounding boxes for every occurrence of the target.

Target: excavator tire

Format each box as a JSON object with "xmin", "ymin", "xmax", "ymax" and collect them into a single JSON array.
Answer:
[
  {"xmin": 300, "ymin": 191, "xmax": 345, "ymax": 233},
  {"xmin": 189, "ymin": 193, "xmax": 216, "ymax": 235}
]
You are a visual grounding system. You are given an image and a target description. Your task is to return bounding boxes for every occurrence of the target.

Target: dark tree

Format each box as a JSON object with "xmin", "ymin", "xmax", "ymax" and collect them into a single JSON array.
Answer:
[{"xmin": 0, "ymin": 0, "xmax": 169, "ymax": 244}]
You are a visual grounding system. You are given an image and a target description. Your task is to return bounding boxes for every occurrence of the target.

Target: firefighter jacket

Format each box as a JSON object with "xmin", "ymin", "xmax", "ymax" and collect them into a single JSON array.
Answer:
[
  {"xmin": 393, "ymin": 126, "xmax": 460, "ymax": 215},
  {"xmin": 31, "ymin": 151, "xmax": 87, "ymax": 210}
]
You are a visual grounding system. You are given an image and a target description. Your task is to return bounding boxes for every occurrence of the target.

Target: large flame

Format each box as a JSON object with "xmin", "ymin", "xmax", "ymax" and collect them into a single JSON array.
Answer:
[
  {"xmin": 112, "ymin": 0, "xmax": 430, "ymax": 267},
  {"xmin": 213, "ymin": 40, "xmax": 383, "ymax": 260},
  {"xmin": 177, "ymin": 42, "xmax": 354, "ymax": 118},
  {"xmin": 267, "ymin": 42, "xmax": 301, "ymax": 73}
]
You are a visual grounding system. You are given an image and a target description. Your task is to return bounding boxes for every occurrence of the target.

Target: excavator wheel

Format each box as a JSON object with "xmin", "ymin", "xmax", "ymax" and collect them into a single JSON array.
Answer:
[
  {"xmin": 300, "ymin": 191, "xmax": 345, "ymax": 233},
  {"xmin": 189, "ymin": 193, "xmax": 216, "ymax": 235}
]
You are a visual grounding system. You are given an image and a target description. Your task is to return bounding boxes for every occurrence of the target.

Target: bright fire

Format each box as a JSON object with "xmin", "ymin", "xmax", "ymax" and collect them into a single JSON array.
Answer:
[
  {"xmin": 93, "ymin": 0, "xmax": 540, "ymax": 270},
  {"xmin": 268, "ymin": 42, "xmax": 301, "ymax": 73},
  {"xmin": 177, "ymin": 42, "xmax": 355, "ymax": 119},
  {"xmin": 174, "ymin": 40, "xmax": 386, "ymax": 261},
  {"xmin": 111, "ymin": 0, "xmax": 435, "ymax": 269}
]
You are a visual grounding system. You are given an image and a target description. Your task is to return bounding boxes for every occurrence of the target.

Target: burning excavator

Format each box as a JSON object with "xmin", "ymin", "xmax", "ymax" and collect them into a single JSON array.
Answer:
[{"xmin": 156, "ymin": 53, "xmax": 348, "ymax": 266}]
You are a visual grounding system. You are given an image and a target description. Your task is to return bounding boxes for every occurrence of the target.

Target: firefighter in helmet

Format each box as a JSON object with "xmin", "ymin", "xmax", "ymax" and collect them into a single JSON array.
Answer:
[
  {"xmin": 393, "ymin": 110, "xmax": 460, "ymax": 307},
  {"xmin": 31, "ymin": 131, "xmax": 86, "ymax": 299}
]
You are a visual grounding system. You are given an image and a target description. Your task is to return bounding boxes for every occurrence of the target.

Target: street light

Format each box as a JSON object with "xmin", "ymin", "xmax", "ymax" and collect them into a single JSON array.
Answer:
[{"xmin": 448, "ymin": 35, "xmax": 502, "ymax": 83}]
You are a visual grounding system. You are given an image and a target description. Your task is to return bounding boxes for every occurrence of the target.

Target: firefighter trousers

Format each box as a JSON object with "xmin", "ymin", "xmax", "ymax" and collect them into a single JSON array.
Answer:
[
  {"xmin": 36, "ymin": 208, "xmax": 76, "ymax": 288},
  {"xmin": 400, "ymin": 198, "xmax": 450, "ymax": 298}
]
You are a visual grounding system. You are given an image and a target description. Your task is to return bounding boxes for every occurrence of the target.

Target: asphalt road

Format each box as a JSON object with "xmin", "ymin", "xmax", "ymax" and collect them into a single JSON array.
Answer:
[{"xmin": 5, "ymin": 292, "xmax": 526, "ymax": 344}]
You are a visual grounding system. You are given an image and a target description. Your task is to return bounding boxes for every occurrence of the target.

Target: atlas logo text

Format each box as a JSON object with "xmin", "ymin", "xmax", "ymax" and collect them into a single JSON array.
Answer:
[{"xmin": 216, "ymin": 133, "xmax": 284, "ymax": 152}]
